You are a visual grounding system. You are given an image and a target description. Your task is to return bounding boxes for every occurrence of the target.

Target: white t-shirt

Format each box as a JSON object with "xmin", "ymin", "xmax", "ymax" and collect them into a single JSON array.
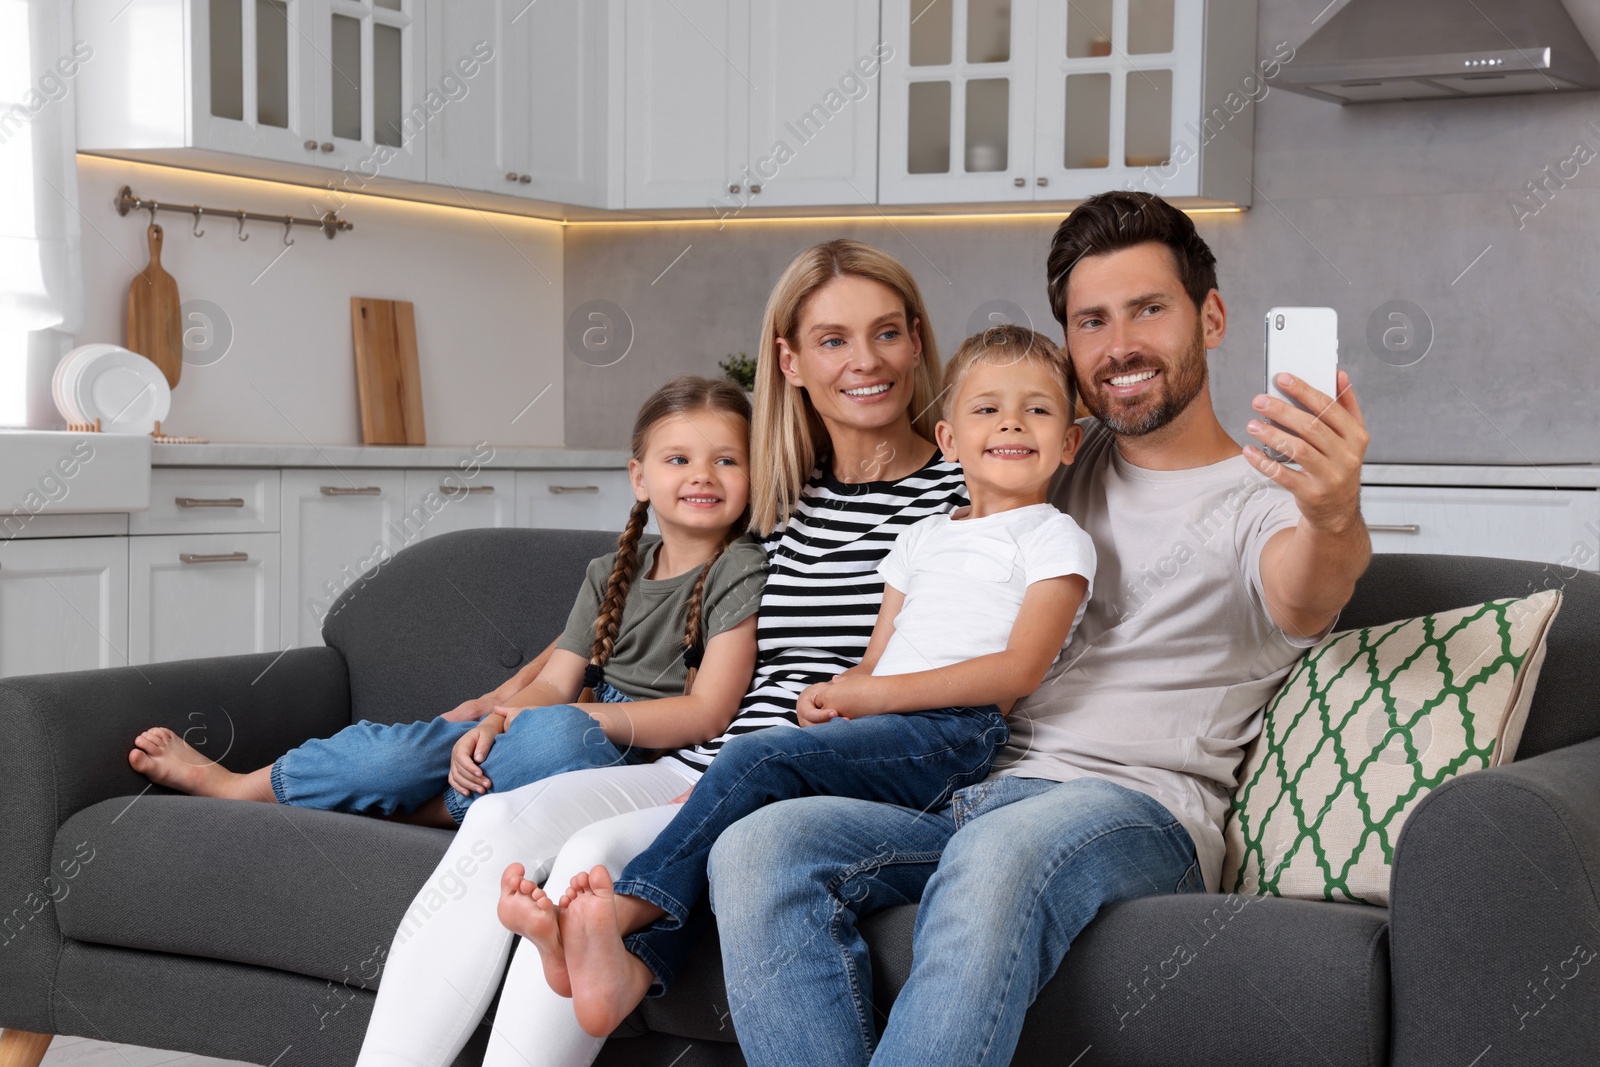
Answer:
[
  {"xmin": 999, "ymin": 420, "xmax": 1334, "ymax": 892},
  {"xmin": 873, "ymin": 503, "xmax": 1097, "ymax": 680}
]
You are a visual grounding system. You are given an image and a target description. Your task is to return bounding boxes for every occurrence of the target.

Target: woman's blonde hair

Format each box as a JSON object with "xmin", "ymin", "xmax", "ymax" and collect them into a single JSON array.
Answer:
[
  {"xmin": 591, "ymin": 375, "xmax": 751, "ymax": 694},
  {"xmin": 749, "ymin": 239, "xmax": 943, "ymax": 536}
]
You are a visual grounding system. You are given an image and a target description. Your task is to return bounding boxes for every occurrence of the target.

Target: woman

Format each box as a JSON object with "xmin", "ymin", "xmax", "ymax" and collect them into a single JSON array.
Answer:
[{"xmin": 355, "ymin": 239, "xmax": 968, "ymax": 1067}]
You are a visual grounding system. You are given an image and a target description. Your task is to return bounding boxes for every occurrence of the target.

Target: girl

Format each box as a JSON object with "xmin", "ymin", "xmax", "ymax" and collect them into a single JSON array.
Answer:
[
  {"xmin": 127, "ymin": 376, "xmax": 767, "ymax": 836},
  {"xmin": 355, "ymin": 240, "xmax": 970, "ymax": 1067}
]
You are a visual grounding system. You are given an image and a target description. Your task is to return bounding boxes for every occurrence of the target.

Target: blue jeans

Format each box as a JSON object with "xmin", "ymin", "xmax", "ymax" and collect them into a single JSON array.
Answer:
[
  {"xmin": 610, "ymin": 705, "xmax": 1009, "ymax": 994},
  {"xmin": 709, "ymin": 775, "xmax": 1204, "ymax": 1067},
  {"xmin": 269, "ymin": 682, "xmax": 645, "ymax": 823}
]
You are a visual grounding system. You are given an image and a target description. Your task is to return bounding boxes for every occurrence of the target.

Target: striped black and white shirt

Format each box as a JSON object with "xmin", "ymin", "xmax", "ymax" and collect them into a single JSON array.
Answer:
[{"xmin": 666, "ymin": 447, "xmax": 968, "ymax": 776}]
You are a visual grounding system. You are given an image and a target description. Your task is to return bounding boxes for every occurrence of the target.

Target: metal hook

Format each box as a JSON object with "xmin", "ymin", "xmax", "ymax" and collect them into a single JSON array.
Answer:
[
  {"xmin": 282, "ymin": 216, "xmax": 295, "ymax": 246},
  {"xmin": 146, "ymin": 201, "xmax": 157, "ymax": 226},
  {"xmin": 236, "ymin": 211, "xmax": 249, "ymax": 241},
  {"xmin": 192, "ymin": 206, "xmax": 205, "ymax": 238}
]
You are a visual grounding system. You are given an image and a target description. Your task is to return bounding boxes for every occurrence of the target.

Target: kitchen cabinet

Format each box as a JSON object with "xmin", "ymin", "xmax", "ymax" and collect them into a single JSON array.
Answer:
[
  {"xmin": 516, "ymin": 469, "xmax": 637, "ymax": 531},
  {"xmin": 401, "ymin": 468, "xmax": 516, "ymax": 541},
  {"xmin": 1360, "ymin": 486, "xmax": 1600, "ymax": 572},
  {"xmin": 129, "ymin": 533, "xmax": 281, "ymax": 664},
  {"xmin": 279, "ymin": 469, "xmax": 407, "ymax": 648},
  {"xmin": 624, "ymin": 0, "xmax": 882, "ymax": 210},
  {"xmin": 878, "ymin": 0, "xmax": 1257, "ymax": 205},
  {"xmin": 424, "ymin": 0, "xmax": 613, "ymax": 205},
  {"xmin": 0, "ymin": 538, "xmax": 130, "ymax": 677},
  {"xmin": 76, "ymin": 0, "xmax": 428, "ymax": 181}
]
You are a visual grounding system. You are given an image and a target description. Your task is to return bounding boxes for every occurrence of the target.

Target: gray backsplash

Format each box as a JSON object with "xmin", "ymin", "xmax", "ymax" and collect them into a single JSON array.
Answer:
[{"xmin": 564, "ymin": 0, "xmax": 1600, "ymax": 465}]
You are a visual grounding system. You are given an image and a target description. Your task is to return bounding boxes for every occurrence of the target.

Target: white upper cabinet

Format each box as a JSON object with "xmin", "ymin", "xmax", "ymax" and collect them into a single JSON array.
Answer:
[
  {"xmin": 879, "ymin": 0, "xmax": 1256, "ymax": 205},
  {"xmin": 425, "ymin": 0, "xmax": 613, "ymax": 205},
  {"xmin": 76, "ymin": 0, "xmax": 428, "ymax": 180},
  {"xmin": 625, "ymin": 0, "xmax": 882, "ymax": 210},
  {"xmin": 624, "ymin": 0, "xmax": 749, "ymax": 210}
]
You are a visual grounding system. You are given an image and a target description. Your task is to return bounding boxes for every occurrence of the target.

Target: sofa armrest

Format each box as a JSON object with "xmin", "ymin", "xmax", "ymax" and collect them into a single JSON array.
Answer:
[
  {"xmin": 1389, "ymin": 734, "xmax": 1600, "ymax": 1067},
  {"xmin": 0, "ymin": 647, "xmax": 350, "ymax": 1033}
]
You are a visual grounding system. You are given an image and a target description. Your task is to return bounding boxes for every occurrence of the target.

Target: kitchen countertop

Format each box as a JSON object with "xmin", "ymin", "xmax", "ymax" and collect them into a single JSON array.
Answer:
[
  {"xmin": 1360, "ymin": 463, "xmax": 1600, "ymax": 489},
  {"xmin": 149, "ymin": 444, "xmax": 1600, "ymax": 489},
  {"xmin": 150, "ymin": 442, "xmax": 631, "ymax": 469}
]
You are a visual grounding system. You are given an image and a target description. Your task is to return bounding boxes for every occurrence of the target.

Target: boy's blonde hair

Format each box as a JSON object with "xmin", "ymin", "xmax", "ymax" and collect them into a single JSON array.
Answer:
[
  {"xmin": 749, "ymin": 239, "xmax": 944, "ymax": 536},
  {"xmin": 941, "ymin": 325, "xmax": 1076, "ymax": 420}
]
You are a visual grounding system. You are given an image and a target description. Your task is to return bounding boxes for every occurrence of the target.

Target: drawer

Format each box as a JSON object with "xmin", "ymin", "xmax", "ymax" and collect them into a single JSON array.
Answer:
[
  {"xmin": 401, "ymin": 468, "xmax": 516, "ymax": 542},
  {"xmin": 1361, "ymin": 485, "xmax": 1600, "ymax": 571},
  {"xmin": 128, "ymin": 532, "xmax": 280, "ymax": 665},
  {"xmin": 131, "ymin": 468, "xmax": 280, "ymax": 535},
  {"xmin": 516, "ymin": 469, "xmax": 638, "ymax": 532}
]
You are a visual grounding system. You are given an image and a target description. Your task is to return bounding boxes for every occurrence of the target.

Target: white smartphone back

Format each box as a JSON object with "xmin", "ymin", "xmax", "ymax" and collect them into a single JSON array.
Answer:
[{"xmin": 1263, "ymin": 307, "xmax": 1338, "ymax": 464}]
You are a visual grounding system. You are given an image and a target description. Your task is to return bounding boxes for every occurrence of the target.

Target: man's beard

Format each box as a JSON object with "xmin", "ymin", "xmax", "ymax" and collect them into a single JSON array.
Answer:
[{"xmin": 1073, "ymin": 323, "xmax": 1208, "ymax": 437}]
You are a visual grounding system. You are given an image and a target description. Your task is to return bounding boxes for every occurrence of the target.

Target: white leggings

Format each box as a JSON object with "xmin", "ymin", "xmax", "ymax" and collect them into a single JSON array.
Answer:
[{"xmin": 354, "ymin": 761, "xmax": 696, "ymax": 1067}]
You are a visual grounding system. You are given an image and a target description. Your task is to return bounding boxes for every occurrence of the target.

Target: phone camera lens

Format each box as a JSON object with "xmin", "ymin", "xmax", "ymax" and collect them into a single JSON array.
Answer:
[{"xmin": 1274, "ymin": 314, "xmax": 1285, "ymax": 330}]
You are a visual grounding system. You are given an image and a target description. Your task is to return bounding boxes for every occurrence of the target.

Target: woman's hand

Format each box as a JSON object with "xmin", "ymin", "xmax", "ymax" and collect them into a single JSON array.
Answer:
[
  {"xmin": 438, "ymin": 693, "xmax": 499, "ymax": 723},
  {"xmin": 449, "ymin": 714, "xmax": 504, "ymax": 796}
]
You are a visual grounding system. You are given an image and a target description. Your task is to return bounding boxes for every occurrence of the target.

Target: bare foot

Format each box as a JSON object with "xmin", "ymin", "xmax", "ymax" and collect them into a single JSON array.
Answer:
[
  {"xmin": 561, "ymin": 865, "xmax": 657, "ymax": 1038},
  {"xmin": 129, "ymin": 727, "xmax": 248, "ymax": 798},
  {"xmin": 497, "ymin": 863, "xmax": 572, "ymax": 998}
]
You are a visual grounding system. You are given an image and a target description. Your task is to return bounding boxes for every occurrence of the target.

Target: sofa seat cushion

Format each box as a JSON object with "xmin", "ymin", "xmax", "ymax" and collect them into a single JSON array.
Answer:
[
  {"xmin": 53, "ymin": 795, "xmax": 465, "ymax": 989},
  {"xmin": 645, "ymin": 894, "xmax": 1390, "ymax": 1067}
]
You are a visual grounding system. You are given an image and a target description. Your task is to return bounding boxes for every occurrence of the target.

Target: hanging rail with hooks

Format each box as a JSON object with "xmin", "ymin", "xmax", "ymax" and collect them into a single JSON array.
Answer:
[{"xmin": 114, "ymin": 184, "xmax": 354, "ymax": 242}]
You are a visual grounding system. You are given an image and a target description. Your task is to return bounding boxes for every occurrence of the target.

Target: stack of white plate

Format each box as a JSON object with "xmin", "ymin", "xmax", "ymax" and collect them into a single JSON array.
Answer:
[{"xmin": 54, "ymin": 344, "xmax": 172, "ymax": 434}]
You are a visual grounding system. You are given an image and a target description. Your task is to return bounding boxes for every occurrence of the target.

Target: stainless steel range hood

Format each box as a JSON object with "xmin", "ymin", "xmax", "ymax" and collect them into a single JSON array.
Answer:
[{"xmin": 1280, "ymin": 0, "xmax": 1600, "ymax": 103}]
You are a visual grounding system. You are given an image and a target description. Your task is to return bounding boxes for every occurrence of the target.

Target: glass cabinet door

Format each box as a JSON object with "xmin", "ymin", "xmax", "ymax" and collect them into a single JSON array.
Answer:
[
  {"xmin": 1034, "ymin": 0, "xmax": 1202, "ymax": 197},
  {"xmin": 194, "ymin": 0, "xmax": 319, "ymax": 163},
  {"xmin": 880, "ymin": 0, "xmax": 1037, "ymax": 204},
  {"xmin": 311, "ymin": 0, "xmax": 427, "ymax": 180}
]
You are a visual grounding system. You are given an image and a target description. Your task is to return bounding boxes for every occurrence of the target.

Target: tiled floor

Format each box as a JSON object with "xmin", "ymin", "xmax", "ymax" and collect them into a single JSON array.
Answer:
[{"xmin": 38, "ymin": 1036, "xmax": 254, "ymax": 1067}]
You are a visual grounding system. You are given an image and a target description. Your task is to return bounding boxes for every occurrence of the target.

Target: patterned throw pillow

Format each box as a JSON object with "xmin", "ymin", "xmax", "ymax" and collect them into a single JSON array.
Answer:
[{"xmin": 1222, "ymin": 590, "xmax": 1562, "ymax": 906}]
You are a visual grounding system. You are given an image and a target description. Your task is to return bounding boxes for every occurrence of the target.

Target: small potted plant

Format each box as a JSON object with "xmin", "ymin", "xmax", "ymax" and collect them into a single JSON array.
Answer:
[{"xmin": 719, "ymin": 352, "xmax": 757, "ymax": 401}]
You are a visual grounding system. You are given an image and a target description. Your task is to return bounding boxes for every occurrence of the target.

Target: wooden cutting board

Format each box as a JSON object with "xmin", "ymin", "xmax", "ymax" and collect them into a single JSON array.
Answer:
[
  {"xmin": 351, "ymin": 297, "xmax": 426, "ymax": 445},
  {"xmin": 126, "ymin": 223, "xmax": 183, "ymax": 388}
]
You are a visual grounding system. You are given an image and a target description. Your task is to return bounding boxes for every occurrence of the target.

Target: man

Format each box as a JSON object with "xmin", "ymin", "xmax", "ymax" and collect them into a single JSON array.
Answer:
[{"xmin": 705, "ymin": 190, "xmax": 1371, "ymax": 1067}]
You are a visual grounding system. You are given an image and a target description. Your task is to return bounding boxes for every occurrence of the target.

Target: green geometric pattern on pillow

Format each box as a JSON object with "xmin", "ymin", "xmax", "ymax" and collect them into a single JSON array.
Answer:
[{"xmin": 1222, "ymin": 590, "xmax": 1561, "ymax": 906}]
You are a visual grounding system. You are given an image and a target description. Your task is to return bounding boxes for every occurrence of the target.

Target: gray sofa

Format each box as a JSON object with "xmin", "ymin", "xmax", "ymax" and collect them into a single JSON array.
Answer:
[{"xmin": 2, "ymin": 527, "xmax": 1597, "ymax": 1067}]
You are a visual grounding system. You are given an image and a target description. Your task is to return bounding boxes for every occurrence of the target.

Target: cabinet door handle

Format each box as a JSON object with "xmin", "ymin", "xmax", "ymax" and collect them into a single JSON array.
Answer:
[
  {"xmin": 320, "ymin": 486, "xmax": 382, "ymax": 496},
  {"xmin": 320, "ymin": 142, "xmax": 335, "ymax": 152},
  {"xmin": 728, "ymin": 183, "xmax": 741, "ymax": 194},
  {"xmin": 1013, "ymin": 177, "xmax": 1026, "ymax": 187},
  {"xmin": 304, "ymin": 140, "xmax": 319, "ymax": 151},
  {"xmin": 180, "ymin": 552, "xmax": 250, "ymax": 564},
  {"xmin": 505, "ymin": 172, "xmax": 520, "ymax": 182},
  {"xmin": 1036, "ymin": 176, "xmax": 1049, "ymax": 187},
  {"xmin": 1368, "ymin": 523, "xmax": 1422, "ymax": 534},
  {"xmin": 548, "ymin": 485, "xmax": 600, "ymax": 495},
  {"xmin": 749, "ymin": 183, "xmax": 762, "ymax": 194},
  {"xmin": 519, "ymin": 174, "xmax": 531, "ymax": 183},
  {"xmin": 442, "ymin": 484, "xmax": 495, "ymax": 494},
  {"xmin": 176, "ymin": 496, "xmax": 246, "ymax": 508}
]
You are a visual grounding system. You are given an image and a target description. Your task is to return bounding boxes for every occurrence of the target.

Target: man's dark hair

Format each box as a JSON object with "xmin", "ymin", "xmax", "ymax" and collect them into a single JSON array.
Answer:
[{"xmin": 1046, "ymin": 191, "xmax": 1218, "ymax": 328}]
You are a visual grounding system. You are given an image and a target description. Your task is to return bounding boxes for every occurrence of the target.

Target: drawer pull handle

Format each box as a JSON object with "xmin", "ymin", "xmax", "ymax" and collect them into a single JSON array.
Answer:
[
  {"xmin": 442, "ymin": 484, "xmax": 495, "ymax": 495},
  {"xmin": 320, "ymin": 486, "xmax": 382, "ymax": 496},
  {"xmin": 548, "ymin": 485, "xmax": 600, "ymax": 495},
  {"xmin": 176, "ymin": 497, "xmax": 245, "ymax": 508},
  {"xmin": 1368, "ymin": 523, "xmax": 1421, "ymax": 534},
  {"xmin": 179, "ymin": 552, "xmax": 250, "ymax": 564}
]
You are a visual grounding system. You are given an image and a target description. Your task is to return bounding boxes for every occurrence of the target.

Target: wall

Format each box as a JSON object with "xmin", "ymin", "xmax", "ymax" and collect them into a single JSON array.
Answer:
[
  {"xmin": 72, "ymin": 156, "xmax": 565, "ymax": 448},
  {"xmin": 563, "ymin": 0, "xmax": 1600, "ymax": 465}
]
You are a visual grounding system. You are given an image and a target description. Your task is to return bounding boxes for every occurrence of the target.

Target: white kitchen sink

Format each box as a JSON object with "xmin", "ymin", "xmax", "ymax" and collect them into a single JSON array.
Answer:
[{"xmin": 0, "ymin": 430, "xmax": 150, "ymax": 515}]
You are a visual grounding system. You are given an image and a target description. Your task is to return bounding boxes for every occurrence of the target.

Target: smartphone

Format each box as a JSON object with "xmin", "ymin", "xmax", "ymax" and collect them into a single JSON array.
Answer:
[{"xmin": 1263, "ymin": 307, "xmax": 1339, "ymax": 465}]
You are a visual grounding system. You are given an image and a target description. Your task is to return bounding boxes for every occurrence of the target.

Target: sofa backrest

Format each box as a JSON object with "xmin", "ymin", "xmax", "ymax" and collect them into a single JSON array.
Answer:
[
  {"xmin": 1338, "ymin": 553, "xmax": 1600, "ymax": 759},
  {"xmin": 321, "ymin": 527, "xmax": 617, "ymax": 726}
]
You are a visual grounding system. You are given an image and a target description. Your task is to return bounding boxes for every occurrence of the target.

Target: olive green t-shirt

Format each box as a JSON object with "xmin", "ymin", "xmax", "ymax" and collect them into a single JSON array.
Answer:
[{"xmin": 556, "ymin": 534, "xmax": 767, "ymax": 700}]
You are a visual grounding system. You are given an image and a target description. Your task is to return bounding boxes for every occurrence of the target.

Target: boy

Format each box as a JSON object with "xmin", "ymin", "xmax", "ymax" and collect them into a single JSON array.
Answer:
[{"xmin": 499, "ymin": 324, "xmax": 1098, "ymax": 1037}]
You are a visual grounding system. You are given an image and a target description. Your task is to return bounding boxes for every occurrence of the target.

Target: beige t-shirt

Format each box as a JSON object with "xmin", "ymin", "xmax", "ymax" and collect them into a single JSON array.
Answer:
[{"xmin": 998, "ymin": 420, "xmax": 1332, "ymax": 892}]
